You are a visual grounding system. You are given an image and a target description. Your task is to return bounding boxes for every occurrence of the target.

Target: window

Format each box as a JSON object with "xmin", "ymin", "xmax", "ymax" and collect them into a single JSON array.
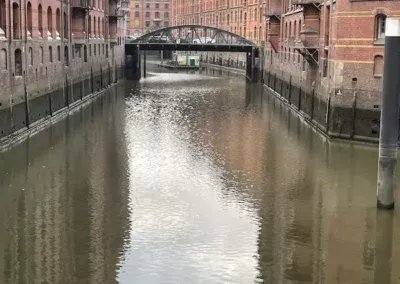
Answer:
[
  {"xmin": 164, "ymin": 12, "xmax": 169, "ymax": 18},
  {"xmin": 146, "ymin": 3, "xmax": 150, "ymax": 9},
  {"xmin": 47, "ymin": 7, "xmax": 52, "ymax": 39},
  {"xmin": 64, "ymin": 12, "xmax": 68, "ymax": 38},
  {"xmin": 49, "ymin": 46, "xmax": 53, "ymax": 62},
  {"xmin": 374, "ymin": 55, "xmax": 384, "ymax": 76},
  {"xmin": 64, "ymin": 46, "xmax": 69, "ymax": 66},
  {"xmin": 155, "ymin": 3, "xmax": 159, "ymax": 8},
  {"xmin": 12, "ymin": 3, "xmax": 20, "ymax": 39},
  {"xmin": 14, "ymin": 49, "xmax": 22, "ymax": 75},
  {"xmin": 56, "ymin": 8, "xmax": 61, "ymax": 39},
  {"xmin": 135, "ymin": 4, "xmax": 139, "ymax": 8},
  {"xmin": 0, "ymin": 48, "xmax": 6, "ymax": 70},
  {"xmin": 84, "ymin": 45, "xmax": 88, "ymax": 62},
  {"xmin": 57, "ymin": 45, "xmax": 60, "ymax": 61},
  {"xmin": 135, "ymin": 11, "xmax": 139, "ymax": 17},
  {"xmin": 146, "ymin": 21, "xmax": 150, "ymax": 27},
  {"xmin": 27, "ymin": 2, "xmax": 32, "ymax": 38},
  {"xmin": 164, "ymin": 21, "xmax": 168, "ymax": 27},
  {"xmin": 40, "ymin": 47, "xmax": 43, "ymax": 64},
  {"xmin": 165, "ymin": 4, "xmax": 168, "ymax": 9},
  {"xmin": 146, "ymin": 12, "xmax": 150, "ymax": 18},
  {"xmin": 28, "ymin": 47, "xmax": 33, "ymax": 65},
  {"xmin": 155, "ymin": 12, "xmax": 160, "ymax": 18},
  {"xmin": 376, "ymin": 14, "xmax": 386, "ymax": 42},
  {"xmin": 0, "ymin": 0, "xmax": 6, "ymax": 38}
]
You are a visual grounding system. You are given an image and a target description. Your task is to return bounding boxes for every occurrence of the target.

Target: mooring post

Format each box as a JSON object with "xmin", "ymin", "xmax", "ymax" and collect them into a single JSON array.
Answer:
[
  {"xmin": 377, "ymin": 18, "xmax": 400, "ymax": 210},
  {"xmin": 136, "ymin": 45, "xmax": 141, "ymax": 80},
  {"xmin": 251, "ymin": 47, "xmax": 256, "ymax": 82},
  {"xmin": 143, "ymin": 50, "xmax": 147, "ymax": 78}
]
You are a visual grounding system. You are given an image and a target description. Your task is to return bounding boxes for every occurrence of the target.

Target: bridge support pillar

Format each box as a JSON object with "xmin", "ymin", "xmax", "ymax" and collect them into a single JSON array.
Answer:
[{"xmin": 246, "ymin": 47, "xmax": 260, "ymax": 83}]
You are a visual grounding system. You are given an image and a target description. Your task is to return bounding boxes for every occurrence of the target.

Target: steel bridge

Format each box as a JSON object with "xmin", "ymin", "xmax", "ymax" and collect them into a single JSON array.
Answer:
[{"xmin": 125, "ymin": 25, "xmax": 260, "ymax": 81}]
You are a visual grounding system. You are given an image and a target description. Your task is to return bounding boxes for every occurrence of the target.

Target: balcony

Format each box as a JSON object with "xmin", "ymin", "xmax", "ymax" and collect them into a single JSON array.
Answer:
[
  {"xmin": 294, "ymin": 28, "xmax": 319, "ymax": 65},
  {"xmin": 71, "ymin": 0, "xmax": 91, "ymax": 9},
  {"xmin": 299, "ymin": 32, "xmax": 319, "ymax": 48},
  {"xmin": 287, "ymin": 36, "xmax": 303, "ymax": 48},
  {"xmin": 265, "ymin": 10, "xmax": 282, "ymax": 20},
  {"xmin": 109, "ymin": 8, "xmax": 124, "ymax": 18}
]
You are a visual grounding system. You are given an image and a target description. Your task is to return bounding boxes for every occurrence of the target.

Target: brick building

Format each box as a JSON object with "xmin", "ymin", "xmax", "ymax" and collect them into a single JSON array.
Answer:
[
  {"xmin": 171, "ymin": 0, "xmax": 400, "ymax": 141},
  {"xmin": 130, "ymin": 0, "xmax": 170, "ymax": 36},
  {"xmin": 0, "ymin": 0, "xmax": 129, "ymax": 141}
]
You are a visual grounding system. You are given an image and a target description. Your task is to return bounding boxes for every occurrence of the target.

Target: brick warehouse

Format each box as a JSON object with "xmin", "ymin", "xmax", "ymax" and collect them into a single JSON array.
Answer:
[
  {"xmin": 129, "ymin": 0, "xmax": 170, "ymax": 36},
  {"xmin": 171, "ymin": 0, "xmax": 400, "ymax": 142},
  {"xmin": 0, "ymin": 0, "xmax": 129, "ymax": 144}
]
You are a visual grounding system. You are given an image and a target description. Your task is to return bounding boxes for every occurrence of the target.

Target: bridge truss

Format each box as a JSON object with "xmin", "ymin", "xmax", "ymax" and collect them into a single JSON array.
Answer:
[{"xmin": 132, "ymin": 25, "xmax": 256, "ymax": 46}]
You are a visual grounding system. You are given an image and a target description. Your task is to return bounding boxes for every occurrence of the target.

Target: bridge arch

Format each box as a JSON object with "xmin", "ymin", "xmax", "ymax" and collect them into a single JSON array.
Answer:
[{"xmin": 132, "ymin": 25, "xmax": 256, "ymax": 46}]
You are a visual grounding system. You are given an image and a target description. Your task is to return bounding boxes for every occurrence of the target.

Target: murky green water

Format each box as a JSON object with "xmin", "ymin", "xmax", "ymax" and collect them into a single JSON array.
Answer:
[{"xmin": 0, "ymin": 66, "xmax": 399, "ymax": 284}]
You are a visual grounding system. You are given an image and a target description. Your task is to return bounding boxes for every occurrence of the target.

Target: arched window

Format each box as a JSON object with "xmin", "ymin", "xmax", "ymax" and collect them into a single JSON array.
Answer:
[
  {"xmin": 49, "ymin": 46, "xmax": 53, "ymax": 62},
  {"xmin": 98, "ymin": 17, "xmax": 101, "ymax": 38},
  {"xmin": 299, "ymin": 20, "xmax": 302, "ymax": 35},
  {"xmin": 289, "ymin": 22, "xmax": 292, "ymax": 37},
  {"xmin": 0, "ymin": 0, "xmax": 6, "ymax": 38},
  {"xmin": 374, "ymin": 55, "xmax": 384, "ymax": 76},
  {"xmin": 227, "ymin": 14, "xmax": 230, "ymax": 25},
  {"xmin": 56, "ymin": 8, "xmax": 61, "ymax": 39},
  {"xmin": 63, "ymin": 12, "xmax": 68, "ymax": 38},
  {"xmin": 0, "ymin": 48, "xmax": 6, "ymax": 69},
  {"xmin": 14, "ymin": 49, "xmax": 22, "ymax": 75},
  {"xmin": 88, "ymin": 16, "xmax": 92, "ymax": 37},
  {"xmin": 93, "ymin": 16, "xmax": 96, "ymax": 37},
  {"xmin": 12, "ymin": 3, "xmax": 20, "ymax": 39},
  {"xmin": 57, "ymin": 45, "xmax": 60, "ymax": 61},
  {"xmin": 84, "ymin": 45, "xmax": 88, "ymax": 62},
  {"xmin": 259, "ymin": 26, "xmax": 262, "ymax": 41},
  {"xmin": 47, "ymin": 7, "xmax": 53, "ymax": 39},
  {"xmin": 64, "ymin": 46, "xmax": 69, "ymax": 66},
  {"xmin": 38, "ymin": 4, "xmax": 43, "ymax": 38},
  {"xmin": 254, "ymin": 26, "xmax": 257, "ymax": 41},
  {"xmin": 40, "ymin": 47, "xmax": 43, "ymax": 64},
  {"xmin": 244, "ymin": 12, "xmax": 247, "ymax": 22},
  {"xmin": 94, "ymin": 44, "xmax": 96, "ymax": 55},
  {"xmin": 294, "ymin": 21, "xmax": 297, "ymax": 38},
  {"xmin": 28, "ymin": 47, "xmax": 33, "ymax": 65},
  {"xmin": 376, "ymin": 14, "xmax": 386, "ymax": 41},
  {"xmin": 27, "ymin": 2, "xmax": 32, "ymax": 38}
]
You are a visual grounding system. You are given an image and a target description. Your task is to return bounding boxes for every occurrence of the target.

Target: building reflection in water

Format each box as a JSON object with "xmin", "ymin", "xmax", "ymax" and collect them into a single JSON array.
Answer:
[
  {"xmin": 202, "ymin": 80, "xmax": 400, "ymax": 284},
  {"xmin": 0, "ymin": 85, "xmax": 131, "ymax": 284}
]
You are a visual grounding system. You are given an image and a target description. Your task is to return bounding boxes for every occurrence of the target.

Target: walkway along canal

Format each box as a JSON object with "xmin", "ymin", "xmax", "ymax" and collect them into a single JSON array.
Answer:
[{"xmin": 0, "ymin": 66, "xmax": 399, "ymax": 283}]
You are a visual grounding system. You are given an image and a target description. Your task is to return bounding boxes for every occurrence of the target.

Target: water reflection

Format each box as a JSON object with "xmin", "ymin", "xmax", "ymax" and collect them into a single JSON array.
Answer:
[
  {"xmin": 0, "ymin": 67, "xmax": 399, "ymax": 283},
  {"xmin": 0, "ymin": 87, "xmax": 130, "ymax": 284}
]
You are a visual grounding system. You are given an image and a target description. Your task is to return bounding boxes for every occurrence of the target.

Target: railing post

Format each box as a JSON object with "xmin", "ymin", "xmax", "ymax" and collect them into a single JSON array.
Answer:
[{"xmin": 377, "ymin": 18, "xmax": 400, "ymax": 210}]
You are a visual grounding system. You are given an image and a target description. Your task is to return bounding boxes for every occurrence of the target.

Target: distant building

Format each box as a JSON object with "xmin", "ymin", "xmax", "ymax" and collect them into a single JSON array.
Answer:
[{"xmin": 130, "ymin": 0, "xmax": 171, "ymax": 36}]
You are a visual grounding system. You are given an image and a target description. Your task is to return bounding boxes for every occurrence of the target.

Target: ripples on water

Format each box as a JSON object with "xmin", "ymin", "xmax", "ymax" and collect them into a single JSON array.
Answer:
[{"xmin": 0, "ymin": 67, "xmax": 400, "ymax": 283}]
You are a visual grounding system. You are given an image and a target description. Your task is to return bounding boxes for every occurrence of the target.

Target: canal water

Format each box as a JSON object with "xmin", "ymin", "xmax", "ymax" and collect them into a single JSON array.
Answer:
[{"xmin": 0, "ymin": 65, "xmax": 399, "ymax": 284}]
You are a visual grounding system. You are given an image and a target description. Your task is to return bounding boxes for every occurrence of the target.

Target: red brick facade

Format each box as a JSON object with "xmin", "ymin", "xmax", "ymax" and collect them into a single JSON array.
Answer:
[
  {"xmin": 171, "ymin": 0, "xmax": 400, "ymax": 141},
  {"xmin": 130, "ymin": 0, "xmax": 170, "ymax": 36},
  {"xmin": 0, "ymin": 0, "xmax": 129, "ymax": 140}
]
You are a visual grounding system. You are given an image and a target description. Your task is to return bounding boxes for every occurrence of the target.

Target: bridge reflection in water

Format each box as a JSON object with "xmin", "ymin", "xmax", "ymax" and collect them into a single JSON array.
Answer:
[{"xmin": 0, "ymin": 68, "xmax": 398, "ymax": 283}]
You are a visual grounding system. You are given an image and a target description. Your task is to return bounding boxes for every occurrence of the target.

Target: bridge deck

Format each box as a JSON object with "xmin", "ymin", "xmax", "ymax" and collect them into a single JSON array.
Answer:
[{"xmin": 125, "ymin": 43, "xmax": 258, "ymax": 55}]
